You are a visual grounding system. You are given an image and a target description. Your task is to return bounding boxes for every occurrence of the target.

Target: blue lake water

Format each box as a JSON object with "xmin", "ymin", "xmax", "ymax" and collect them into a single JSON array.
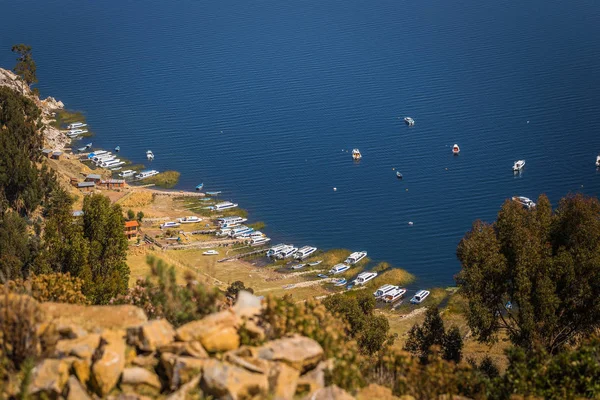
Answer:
[{"xmin": 2, "ymin": 0, "xmax": 600, "ymax": 287}]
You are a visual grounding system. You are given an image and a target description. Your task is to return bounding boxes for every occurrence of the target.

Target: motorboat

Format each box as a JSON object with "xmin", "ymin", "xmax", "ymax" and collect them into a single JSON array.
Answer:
[
  {"xmin": 216, "ymin": 228, "xmax": 233, "ymax": 237},
  {"xmin": 88, "ymin": 150, "xmax": 108, "ymax": 159},
  {"xmin": 396, "ymin": 171, "xmax": 403, "ymax": 179},
  {"xmin": 345, "ymin": 251, "xmax": 367, "ymax": 265},
  {"xmin": 216, "ymin": 216, "xmax": 247, "ymax": 228},
  {"xmin": 211, "ymin": 202, "xmax": 238, "ymax": 211},
  {"xmin": 146, "ymin": 150, "xmax": 154, "ymax": 161},
  {"xmin": 307, "ymin": 260, "xmax": 323, "ymax": 267},
  {"xmin": 196, "ymin": 183, "xmax": 204, "ymax": 191},
  {"xmin": 229, "ymin": 226, "xmax": 254, "ymax": 238},
  {"xmin": 110, "ymin": 167, "xmax": 122, "ymax": 171},
  {"xmin": 119, "ymin": 170, "xmax": 136, "ymax": 178},
  {"xmin": 513, "ymin": 160, "xmax": 526, "ymax": 172},
  {"xmin": 67, "ymin": 122, "xmax": 86, "ymax": 129},
  {"xmin": 251, "ymin": 236, "xmax": 271, "ymax": 246},
  {"xmin": 512, "ymin": 196, "xmax": 536, "ymax": 209},
  {"xmin": 84, "ymin": 143, "xmax": 92, "ymax": 149},
  {"xmin": 160, "ymin": 221, "xmax": 181, "ymax": 229},
  {"xmin": 267, "ymin": 243, "xmax": 287, "ymax": 257},
  {"xmin": 276, "ymin": 246, "xmax": 298, "ymax": 259},
  {"xmin": 383, "ymin": 287, "xmax": 407, "ymax": 303},
  {"xmin": 178, "ymin": 216, "xmax": 202, "ymax": 224},
  {"xmin": 333, "ymin": 278, "xmax": 347, "ymax": 286},
  {"xmin": 102, "ymin": 161, "xmax": 125, "ymax": 169},
  {"xmin": 353, "ymin": 271, "xmax": 377, "ymax": 285},
  {"xmin": 115, "ymin": 146, "xmax": 120, "ymax": 153},
  {"xmin": 373, "ymin": 284, "xmax": 399, "ymax": 299},
  {"xmin": 596, "ymin": 155, "xmax": 600, "ymax": 167},
  {"xmin": 404, "ymin": 117, "xmax": 415, "ymax": 126},
  {"xmin": 203, "ymin": 250, "xmax": 219, "ymax": 256},
  {"xmin": 452, "ymin": 144, "xmax": 460, "ymax": 154},
  {"xmin": 317, "ymin": 274, "xmax": 329, "ymax": 279},
  {"xmin": 295, "ymin": 246, "xmax": 317, "ymax": 260},
  {"xmin": 352, "ymin": 149, "xmax": 362, "ymax": 160},
  {"xmin": 290, "ymin": 264, "xmax": 306, "ymax": 270},
  {"xmin": 135, "ymin": 170, "xmax": 159, "ymax": 180},
  {"xmin": 410, "ymin": 290, "xmax": 430, "ymax": 304},
  {"xmin": 206, "ymin": 191, "xmax": 222, "ymax": 196},
  {"xmin": 329, "ymin": 263, "xmax": 350, "ymax": 275}
]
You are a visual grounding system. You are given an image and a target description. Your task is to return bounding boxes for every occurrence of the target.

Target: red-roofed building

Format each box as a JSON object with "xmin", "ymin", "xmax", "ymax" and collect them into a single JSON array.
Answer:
[{"xmin": 124, "ymin": 220, "xmax": 139, "ymax": 239}]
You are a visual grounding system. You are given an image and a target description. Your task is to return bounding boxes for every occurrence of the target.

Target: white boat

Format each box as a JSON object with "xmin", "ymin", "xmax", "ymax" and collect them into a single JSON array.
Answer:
[
  {"xmin": 240, "ymin": 231, "xmax": 264, "ymax": 239},
  {"xmin": 101, "ymin": 159, "xmax": 121, "ymax": 167},
  {"xmin": 216, "ymin": 228, "xmax": 233, "ymax": 237},
  {"xmin": 203, "ymin": 250, "xmax": 219, "ymax": 256},
  {"xmin": 146, "ymin": 150, "xmax": 154, "ymax": 161},
  {"xmin": 229, "ymin": 226, "xmax": 254, "ymax": 238},
  {"xmin": 452, "ymin": 144, "xmax": 460, "ymax": 154},
  {"xmin": 67, "ymin": 122, "xmax": 86, "ymax": 129},
  {"xmin": 277, "ymin": 246, "xmax": 298, "ymax": 259},
  {"xmin": 290, "ymin": 263, "xmax": 306, "ymax": 270},
  {"xmin": 410, "ymin": 290, "xmax": 430, "ymax": 304},
  {"xmin": 383, "ymin": 287, "xmax": 407, "ymax": 303},
  {"xmin": 267, "ymin": 243, "xmax": 287, "ymax": 257},
  {"xmin": 216, "ymin": 216, "xmax": 247, "ymax": 228},
  {"xmin": 307, "ymin": 260, "xmax": 323, "ymax": 266},
  {"xmin": 352, "ymin": 149, "xmax": 362, "ymax": 160},
  {"xmin": 354, "ymin": 271, "xmax": 377, "ymax": 285},
  {"xmin": 295, "ymin": 246, "xmax": 317, "ymax": 260},
  {"xmin": 67, "ymin": 128, "xmax": 86, "ymax": 135},
  {"xmin": 513, "ymin": 160, "xmax": 526, "ymax": 172},
  {"xmin": 596, "ymin": 155, "xmax": 600, "ymax": 167},
  {"xmin": 373, "ymin": 284, "xmax": 399, "ymax": 299},
  {"xmin": 119, "ymin": 170, "xmax": 136, "ymax": 178},
  {"xmin": 92, "ymin": 152, "xmax": 112, "ymax": 161},
  {"xmin": 329, "ymin": 263, "xmax": 350, "ymax": 275},
  {"xmin": 110, "ymin": 167, "xmax": 122, "ymax": 171},
  {"xmin": 135, "ymin": 170, "xmax": 159, "ymax": 180},
  {"xmin": 102, "ymin": 161, "xmax": 125, "ymax": 169},
  {"xmin": 512, "ymin": 196, "xmax": 536, "ymax": 209},
  {"xmin": 251, "ymin": 236, "xmax": 271, "ymax": 247},
  {"xmin": 212, "ymin": 202, "xmax": 238, "ymax": 211},
  {"xmin": 333, "ymin": 278, "xmax": 347, "ymax": 286},
  {"xmin": 404, "ymin": 117, "xmax": 415, "ymax": 126},
  {"xmin": 178, "ymin": 216, "xmax": 202, "ymax": 224},
  {"xmin": 345, "ymin": 251, "xmax": 367, "ymax": 265},
  {"xmin": 160, "ymin": 221, "xmax": 181, "ymax": 229}
]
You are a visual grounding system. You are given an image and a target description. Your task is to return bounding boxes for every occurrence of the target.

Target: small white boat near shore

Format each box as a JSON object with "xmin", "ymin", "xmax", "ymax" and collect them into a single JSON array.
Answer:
[
  {"xmin": 329, "ymin": 263, "xmax": 350, "ymax": 275},
  {"xmin": 203, "ymin": 250, "xmax": 219, "ymax": 256},
  {"xmin": 410, "ymin": 290, "xmax": 430, "ymax": 304},
  {"xmin": 352, "ymin": 149, "xmax": 362, "ymax": 160},
  {"xmin": 353, "ymin": 271, "xmax": 377, "ymax": 285},
  {"xmin": 211, "ymin": 202, "xmax": 238, "ymax": 211},
  {"xmin": 119, "ymin": 170, "xmax": 136, "ymax": 178},
  {"xmin": 383, "ymin": 287, "xmax": 407, "ymax": 303},
  {"xmin": 513, "ymin": 159, "xmax": 526, "ymax": 172},
  {"xmin": 295, "ymin": 246, "xmax": 317, "ymax": 260},
  {"xmin": 596, "ymin": 155, "xmax": 600, "ymax": 167},
  {"xmin": 146, "ymin": 150, "xmax": 154, "ymax": 161},
  {"xmin": 373, "ymin": 284, "xmax": 398, "ymax": 299},
  {"xmin": 135, "ymin": 170, "xmax": 159, "ymax": 180},
  {"xmin": 345, "ymin": 251, "xmax": 367, "ymax": 265},
  {"xmin": 178, "ymin": 216, "xmax": 202, "ymax": 224},
  {"xmin": 67, "ymin": 122, "xmax": 86, "ymax": 129},
  {"xmin": 267, "ymin": 243, "xmax": 287, "ymax": 257},
  {"xmin": 160, "ymin": 221, "xmax": 181, "ymax": 229}
]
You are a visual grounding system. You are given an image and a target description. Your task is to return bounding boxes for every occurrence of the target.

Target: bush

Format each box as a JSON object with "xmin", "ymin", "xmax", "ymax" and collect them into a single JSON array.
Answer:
[
  {"xmin": 225, "ymin": 281, "xmax": 254, "ymax": 301},
  {"xmin": 127, "ymin": 209, "xmax": 135, "ymax": 221},
  {"xmin": 0, "ymin": 293, "xmax": 43, "ymax": 370},
  {"xmin": 5, "ymin": 273, "xmax": 88, "ymax": 304}
]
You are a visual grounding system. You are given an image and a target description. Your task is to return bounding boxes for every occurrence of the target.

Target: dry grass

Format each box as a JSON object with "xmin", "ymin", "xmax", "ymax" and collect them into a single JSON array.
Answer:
[
  {"xmin": 366, "ymin": 268, "xmax": 416, "ymax": 290},
  {"xmin": 118, "ymin": 191, "xmax": 154, "ymax": 208},
  {"xmin": 140, "ymin": 171, "xmax": 180, "ymax": 189},
  {"xmin": 319, "ymin": 249, "xmax": 351, "ymax": 268}
]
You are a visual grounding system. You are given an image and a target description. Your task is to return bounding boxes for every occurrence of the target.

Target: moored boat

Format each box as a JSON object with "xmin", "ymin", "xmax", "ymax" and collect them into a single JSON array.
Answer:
[
  {"xmin": 329, "ymin": 263, "xmax": 350, "ymax": 275},
  {"xmin": 267, "ymin": 243, "xmax": 287, "ymax": 257},
  {"xmin": 276, "ymin": 246, "xmax": 298, "ymax": 259},
  {"xmin": 115, "ymin": 146, "xmax": 120, "ymax": 153},
  {"xmin": 206, "ymin": 191, "xmax": 222, "ymax": 196},
  {"xmin": 353, "ymin": 271, "xmax": 377, "ymax": 285},
  {"xmin": 119, "ymin": 170, "xmax": 136, "ymax": 178},
  {"xmin": 135, "ymin": 170, "xmax": 159, "ymax": 180},
  {"xmin": 146, "ymin": 150, "xmax": 154, "ymax": 161},
  {"xmin": 410, "ymin": 290, "xmax": 430, "ymax": 304},
  {"xmin": 513, "ymin": 159, "xmax": 526, "ymax": 172},
  {"xmin": 67, "ymin": 122, "xmax": 87, "ymax": 129},
  {"xmin": 160, "ymin": 221, "xmax": 181, "ymax": 229},
  {"xmin": 195, "ymin": 183, "xmax": 204, "ymax": 191},
  {"xmin": 307, "ymin": 260, "xmax": 323, "ymax": 266},
  {"xmin": 345, "ymin": 251, "xmax": 367, "ymax": 265},
  {"xmin": 295, "ymin": 246, "xmax": 317, "ymax": 260},
  {"xmin": 596, "ymin": 155, "xmax": 600, "ymax": 167},
  {"xmin": 211, "ymin": 201, "xmax": 238, "ymax": 211},
  {"xmin": 352, "ymin": 149, "xmax": 362, "ymax": 160},
  {"xmin": 178, "ymin": 216, "xmax": 202, "ymax": 224},
  {"xmin": 333, "ymin": 278, "xmax": 347, "ymax": 287},
  {"xmin": 452, "ymin": 144, "xmax": 460, "ymax": 154},
  {"xmin": 404, "ymin": 117, "xmax": 415, "ymax": 126},
  {"xmin": 373, "ymin": 284, "xmax": 399, "ymax": 299},
  {"xmin": 216, "ymin": 216, "xmax": 247, "ymax": 228},
  {"xmin": 383, "ymin": 287, "xmax": 407, "ymax": 303},
  {"xmin": 512, "ymin": 196, "xmax": 536, "ymax": 209},
  {"xmin": 251, "ymin": 236, "xmax": 271, "ymax": 247},
  {"xmin": 396, "ymin": 171, "xmax": 403, "ymax": 179}
]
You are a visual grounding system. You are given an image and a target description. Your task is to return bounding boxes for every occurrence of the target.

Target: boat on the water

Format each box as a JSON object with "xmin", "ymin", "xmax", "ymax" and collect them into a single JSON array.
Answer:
[
  {"xmin": 115, "ymin": 146, "xmax": 120, "ymax": 153},
  {"xmin": 135, "ymin": 170, "xmax": 159, "ymax": 180},
  {"xmin": 452, "ymin": 144, "xmax": 460, "ymax": 154},
  {"xmin": 203, "ymin": 250, "xmax": 219, "ymax": 256},
  {"xmin": 410, "ymin": 290, "xmax": 430, "ymax": 304},
  {"xmin": 217, "ymin": 216, "xmax": 247, "ymax": 228},
  {"xmin": 345, "ymin": 251, "xmax": 367, "ymax": 265},
  {"xmin": 396, "ymin": 171, "xmax": 403, "ymax": 179},
  {"xmin": 119, "ymin": 170, "xmax": 136, "ymax": 178},
  {"xmin": 352, "ymin": 149, "xmax": 362, "ymax": 160},
  {"xmin": 383, "ymin": 287, "xmax": 407, "ymax": 303},
  {"xmin": 333, "ymin": 278, "xmax": 347, "ymax": 287},
  {"xmin": 211, "ymin": 201, "xmax": 238, "ymax": 211},
  {"xmin": 229, "ymin": 226, "xmax": 254, "ymax": 238},
  {"xmin": 596, "ymin": 155, "xmax": 600, "ymax": 167},
  {"xmin": 195, "ymin": 183, "xmax": 204, "ymax": 191},
  {"xmin": 354, "ymin": 271, "xmax": 377, "ymax": 285},
  {"xmin": 276, "ymin": 246, "xmax": 298, "ymax": 259},
  {"xmin": 267, "ymin": 243, "xmax": 287, "ymax": 258},
  {"xmin": 67, "ymin": 122, "xmax": 87, "ymax": 129},
  {"xmin": 512, "ymin": 196, "xmax": 536, "ymax": 209},
  {"xmin": 178, "ymin": 216, "xmax": 202, "ymax": 224},
  {"xmin": 329, "ymin": 263, "xmax": 350, "ymax": 275},
  {"xmin": 374, "ymin": 284, "xmax": 399, "ymax": 299},
  {"xmin": 295, "ymin": 246, "xmax": 317, "ymax": 260},
  {"xmin": 146, "ymin": 150, "xmax": 154, "ymax": 161},
  {"xmin": 404, "ymin": 117, "xmax": 415, "ymax": 126},
  {"xmin": 513, "ymin": 159, "xmax": 526, "ymax": 172},
  {"xmin": 251, "ymin": 236, "xmax": 271, "ymax": 247},
  {"xmin": 206, "ymin": 191, "xmax": 222, "ymax": 196}
]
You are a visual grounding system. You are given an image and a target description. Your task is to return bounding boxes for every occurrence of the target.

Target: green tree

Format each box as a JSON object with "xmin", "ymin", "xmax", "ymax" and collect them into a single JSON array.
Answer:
[
  {"xmin": 225, "ymin": 280, "xmax": 254, "ymax": 300},
  {"xmin": 136, "ymin": 211, "xmax": 144, "ymax": 222},
  {"xmin": 457, "ymin": 194, "xmax": 600, "ymax": 352},
  {"xmin": 11, "ymin": 44, "xmax": 37, "ymax": 94},
  {"xmin": 443, "ymin": 326, "xmax": 463, "ymax": 363},
  {"xmin": 404, "ymin": 306, "xmax": 446, "ymax": 363},
  {"xmin": 0, "ymin": 211, "xmax": 30, "ymax": 280},
  {"xmin": 127, "ymin": 209, "xmax": 135, "ymax": 221}
]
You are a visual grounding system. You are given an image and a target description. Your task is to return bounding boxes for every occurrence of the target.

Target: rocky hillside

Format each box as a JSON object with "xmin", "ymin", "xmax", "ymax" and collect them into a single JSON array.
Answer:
[{"xmin": 2, "ymin": 292, "xmax": 399, "ymax": 400}]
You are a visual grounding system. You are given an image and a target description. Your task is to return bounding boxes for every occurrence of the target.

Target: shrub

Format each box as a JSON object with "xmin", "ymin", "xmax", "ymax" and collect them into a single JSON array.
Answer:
[
  {"xmin": 5, "ymin": 273, "xmax": 88, "ymax": 304},
  {"xmin": 127, "ymin": 209, "xmax": 135, "ymax": 221},
  {"xmin": 225, "ymin": 281, "xmax": 254, "ymax": 301}
]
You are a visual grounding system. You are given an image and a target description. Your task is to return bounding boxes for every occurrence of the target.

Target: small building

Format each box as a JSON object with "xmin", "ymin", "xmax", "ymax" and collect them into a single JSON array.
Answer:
[
  {"xmin": 100, "ymin": 179, "xmax": 126, "ymax": 189},
  {"xmin": 70, "ymin": 177, "xmax": 79, "ymax": 186},
  {"xmin": 77, "ymin": 181, "xmax": 96, "ymax": 192},
  {"xmin": 124, "ymin": 220, "xmax": 139, "ymax": 239},
  {"xmin": 42, "ymin": 149, "xmax": 53, "ymax": 158},
  {"xmin": 85, "ymin": 174, "xmax": 102, "ymax": 184},
  {"xmin": 51, "ymin": 151, "xmax": 63, "ymax": 160}
]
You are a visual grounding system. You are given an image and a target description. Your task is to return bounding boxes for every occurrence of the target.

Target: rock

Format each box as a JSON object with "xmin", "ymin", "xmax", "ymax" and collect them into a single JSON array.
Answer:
[
  {"xmin": 132, "ymin": 354, "xmax": 159, "ymax": 368},
  {"xmin": 303, "ymin": 385, "xmax": 354, "ymax": 400},
  {"xmin": 269, "ymin": 362, "xmax": 300, "ymax": 400},
  {"xmin": 257, "ymin": 335, "xmax": 324, "ymax": 373},
  {"xmin": 176, "ymin": 310, "xmax": 240, "ymax": 353},
  {"xmin": 127, "ymin": 319, "xmax": 175, "ymax": 352},
  {"xmin": 356, "ymin": 384, "xmax": 400, "ymax": 400},
  {"xmin": 121, "ymin": 367, "xmax": 162, "ymax": 395},
  {"xmin": 54, "ymin": 333, "xmax": 101, "ymax": 360},
  {"xmin": 241, "ymin": 319, "xmax": 266, "ymax": 342},
  {"xmin": 67, "ymin": 375, "xmax": 92, "ymax": 400},
  {"xmin": 42, "ymin": 302, "xmax": 147, "ymax": 333},
  {"xmin": 160, "ymin": 352, "xmax": 207, "ymax": 390},
  {"xmin": 28, "ymin": 359, "xmax": 70, "ymax": 397},
  {"xmin": 158, "ymin": 340, "xmax": 209, "ymax": 359},
  {"xmin": 297, "ymin": 360, "xmax": 332, "ymax": 395},
  {"xmin": 200, "ymin": 359, "xmax": 269, "ymax": 400},
  {"xmin": 72, "ymin": 358, "xmax": 92, "ymax": 386},
  {"xmin": 90, "ymin": 331, "xmax": 126, "ymax": 397},
  {"xmin": 224, "ymin": 351, "xmax": 268, "ymax": 374},
  {"xmin": 57, "ymin": 323, "xmax": 88, "ymax": 339},
  {"xmin": 233, "ymin": 291, "xmax": 263, "ymax": 319},
  {"xmin": 42, "ymin": 96, "xmax": 64, "ymax": 110},
  {"xmin": 165, "ymin": 375, "xmax": 201, "ymax": 400}
]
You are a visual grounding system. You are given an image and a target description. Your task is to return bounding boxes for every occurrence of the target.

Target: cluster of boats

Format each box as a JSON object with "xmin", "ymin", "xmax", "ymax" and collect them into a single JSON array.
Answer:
[
  {"xmin": 86, "ymin": 150, "xmax": 126, "ymax": 170},
  {"xmin": 64, "ymin": 122, "xmax": 88, "ymax": 138},
  {"xmin": 209, "ymin": 201, "xmax": 238, "ymax": 211},
  {"xmin": 372, "ymin": 285, "xmax": 430, "ymax": 304},
  {"xmin": 215, "ymin": 216, "xmax": 271, "ymax": 246},
  {"xmin": 266, "ymin": 244, "xmax": 319, "ymax": 260}
]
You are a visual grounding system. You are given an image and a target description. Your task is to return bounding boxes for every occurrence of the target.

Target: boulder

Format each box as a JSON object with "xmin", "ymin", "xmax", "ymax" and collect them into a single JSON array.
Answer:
[
  {"xmin": 72, "ymin": 358, "xmax": 92, "ymax": 386},
  {"xmin": 121, "ymin": 367, "xmax": 162, "ymax": 395},
  {"xmin": 127, "ymin": 319, "xmax": 175, "ymax": 352},
  {"xmin": 160, "ymin": 352, "xmax": 207, "ymax": 390},
  {"xmin": 28, "ymin": 359, "xmax": 70, "ymax": 397},
  {"xmin": 158, "ymin": 340, "xmax": 209, "ymax": 359},
  {"xmin": 303, "ymin": 385, "xmax": 354, "ymax": 400},
  {"xmin": 165, "ymin": 375, "xmax": 201, "ymax": 400},
  {"xmin": 257, "ymin": 335, "xmax": 324, "ymax": 372},
  {"xmin": 176, "ymin": 310, "xmax": 240, "ymax": 352},
  {"xmin": 132, "ymin": 354, "xmax": 160, "ymax": 368},
  {"xmin": 67, "ymin": 375, "xmax": 92, "ymax": 400},
  {"xmin": 57, "ymin": 323, "xmax": 88, "ymax": 339},
  {"xmin": 54, "ymin": 333, "xmax": 101, "ymax": 360},
  {"xmin": 91, "ymin": 331, "xmax": 126, "ymax": 397},
  {"xmin": 356, "ymin": 384, "xmax": 401, "ymax": 400},
  {"xmin": 42, "ymin": 302, "xmax": 147, "ymax": 333},
  {"xmin": 224, "ymin": 351, "xmax": 269, "ymax": 374},
  {"xmin": 269, "ymin": 362, "xmax": 300, "ymax": 400},
  {"xmin": 200, "ymin": 359, "xmax": 269, "ymax": 400}
]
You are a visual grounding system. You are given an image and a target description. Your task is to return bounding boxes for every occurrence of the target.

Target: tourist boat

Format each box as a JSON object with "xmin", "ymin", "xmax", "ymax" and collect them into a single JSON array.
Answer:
[
  {"xmin": 195, "ymin": 183, "xmax": 204, "ymax": 191},
  {"xmin": 404, "ymin": 117, "xmax": 415, "ymax": 126},
  {"xmin": 512, "ymin": 196, "xmax": 536, "ymax": 209},
  {"xmin": 217, "ymin": 216, "xmax": 247, "ymax": 228},
  {"xmin": 345, "ymin": 251, "xmax": 367, "ymax": 265},
  {"xmin": 452, "ymin": 144, "xmax": 460, "ymax": 154},
  {"xmin": 87, "ymin": 150, "xmax": 108, "ymax": 159},
  {"xmin": 211, "ymin": 201, "xmax": 238, "ymax": 211},
  {"xmin": 277, "ymin": 246, "xmax": 298, "ymax": 259},
  {"xmin": 102, "ymin": 161, "xmax": 125, "ymax": 168},
  {"xmin": 160, "ymin": 221, "xmax": 181, "ymax": 229},
  {"xmin": 229, "ymin": 226, "xmax": 254, "ymax": 238},
  {"xmin": 352, "ymin": 149, "xmax": 362, "ymax": 160},
  {"xmin": 178, "ymin": 216, "xmax": 202, "ymax": 224},
  {"xmin": 410, "ymin": 290, "xmax": 430, "ymax": 304},
  {"xmin": 383, "ymin": 288, "xmax": 407, "ymax": 303},
  {"xmin": 373, "ymin": 284, "xmax": 399, "ymax": 299},
  {"xmin": 295, "ymin": 246, "xmax": 317, "ymax": 260},
  {"xmin": 307, "ymin": 260, "xmax": 323, "ymax": 267},
  {"xmin": 115, "ymin": 146, "xmax": 120, "ymax": 153},
  {"xmin": 94, "ymin": 156, "xmax": 116, "ymax": 165},
  {"xmin": 333, "ymin": 278, "xmax": 347, "ymax": 286},
  {"xmin": 216, "ymin": 228, "xmax": 233, "ymax": 237},
  {"xmin": 119, "ymin": 170, "xmax": 136, "ymax": 178},
  {"xmin": 206, "ymin": 191, "xmax": 222, "ymax": 196},
  {"xmin": 329, "ymin": 263, "xmax": 350, "ymax": 275},
  {"xmin": 290, "ymin": 264, "xmax": 306, "ymax": 270},
  {"xmin": 135, "ymin": 170, "xmax": 160, "ymax": 180},
  {"xmin": 317, "ymin": 273, "xmax": 328, "ymax": 279},
  {"xmin": 146, "ymin": 150, "xmax": 154, "ymax": 161},
  {"xmin": 67, "ymin": 122, "xmax": 86, "ymax": 129},
  {"xmin": 513, "ymin": 160, "xmax": 526, "ymax": 172},
  {"xmin": 267, "ymin": 244, "xmax": 287, "ymax": 257},
  {"xmin": 67, "ymin": 130, "xmax": 88, "ymax": 138},
  {"xmin": 77, "ymin": 146, "xmax": 88, "ymax": 152},
  {"xmin": 203, "ymin": 250, "xmax": 219, "ymax": 256},
  {"xmin": 110, "ymin": 167, "xmax": 122, "ymax": 171},
  {"xmin": 396, "ymin": 171, "xmax": 403, "ymax": 179},
  {"xmin": 251, "ymin": 236, "xmax": 271, "ymax": 247},
  {"xmin": 92, "ymin": 153, "xmax": 113, "ymax": 162},
  {"xmin": 596, "ymin": 155, "xmax": 600, "ymax": 167},
  {"xmin": 100, "ymin": 159, "xmax": 121, "ymax": 167},
  {"xmin": 354, "ymin": 271, "xmax": 377, "ymax": 285}
]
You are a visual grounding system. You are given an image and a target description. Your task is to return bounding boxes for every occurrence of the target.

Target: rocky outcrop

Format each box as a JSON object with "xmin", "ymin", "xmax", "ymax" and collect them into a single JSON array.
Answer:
[
  {"xmin": 176, "ymin": 310, "xmax": 240, "ymax": 352},
  {"xmin": 127, "ymin": 319, "xmax": 175, "ymax": 352},
  {"xmin": 42, "ymin": 302, "xmax": 148, "ymax": 333},
  {"xmin": 90, "ymin": 332, "xmax": 126, "ymax": 397},
  {"xmin": 29, "ymin": 358, "xmax": 71, "ymax": 397},
  {"xmin": 200, "ymin": 359, "xmax": 269, "ymax": 399},
  {"xmin": 257, "ymin": 335, "xmax": 324, "ymax": 373}
]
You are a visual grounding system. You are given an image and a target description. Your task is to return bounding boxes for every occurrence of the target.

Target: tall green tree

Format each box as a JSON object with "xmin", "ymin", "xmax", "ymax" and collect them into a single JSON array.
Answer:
[
  {"xmin": 404, "ymin": 306, "xmax": 446, "ymax": 362},
  {"xmin": 11, "ymin": 44, "xmax": 37, "ymax": 94},
  {"xmin": 457, "ymin": 194, "xmax": 600, "ymax": 353},
  {"xmin": 0, "ymin": 211, "xmax": 30, "ymax": 280}
]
